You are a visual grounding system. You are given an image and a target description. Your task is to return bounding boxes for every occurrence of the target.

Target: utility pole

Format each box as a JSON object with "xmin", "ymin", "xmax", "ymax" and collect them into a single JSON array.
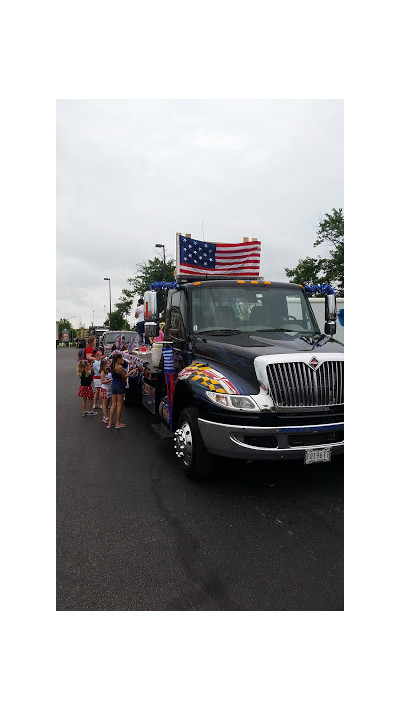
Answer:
[{"xmin": 104, "ymin": 278, "xmax": 112, "ymax": 330}]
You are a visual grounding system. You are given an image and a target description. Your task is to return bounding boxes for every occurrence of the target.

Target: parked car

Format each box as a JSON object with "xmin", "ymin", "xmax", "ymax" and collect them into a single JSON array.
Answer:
[{"xmin": 102, "ymin": 330, "xmax": 136, "ymax": 355}]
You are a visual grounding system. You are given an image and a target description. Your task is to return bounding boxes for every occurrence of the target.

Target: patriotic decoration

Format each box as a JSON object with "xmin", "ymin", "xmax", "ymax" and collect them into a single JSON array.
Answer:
[
  {"xmin": 178, "ymin": 362, "xmax": 239, "ymax": 394},
  {"xmin": 127, "ymin": 333, "xmax": 139, "ymax": 353},
  {"xmin": 163, "ymin": 347, "xmax": 175, "ymax": 430},
  {"xmin": 149, "ymin": 281, "xmax": 179, "ymax": 291},
  {"xmin": 177, "ymin": 235, "xmax": 261, "ymax": 276},
  {"xmin": 303, "ymin": 283, "xmax": 335, "ymax": 295}
]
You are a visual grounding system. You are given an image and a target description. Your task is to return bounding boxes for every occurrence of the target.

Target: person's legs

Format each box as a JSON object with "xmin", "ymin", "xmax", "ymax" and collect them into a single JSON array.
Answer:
[
  {"xmin": 108, "ymin": 394, "xmax": 117, "ymax": 427},
  {"xmin": 137, "ymin": 321, "xmax": 144, "ymax": 345},
  {"xmin": 102, "ymin": 392, "xmax": 109, "ymax": 421},
  {"xmin": 116, "ymin": 393, "xmax": 125, "ymax": 426},
  {"xmin": 93, "ymin": 386, "xmax": 99, "ymax": 407},
  {"xmin": 81, "ymin": 397, "xmax": 87, "ymax": 415}
]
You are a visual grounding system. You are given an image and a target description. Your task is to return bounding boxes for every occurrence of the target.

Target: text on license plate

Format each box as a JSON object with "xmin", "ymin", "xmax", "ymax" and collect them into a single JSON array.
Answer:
[{"xmin": 304, "ymin": 448, "xmax": 332, "ymax": 465}]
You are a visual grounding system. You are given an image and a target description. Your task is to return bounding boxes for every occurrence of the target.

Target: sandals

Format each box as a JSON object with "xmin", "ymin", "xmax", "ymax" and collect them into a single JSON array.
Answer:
[
  {"xmin": 106, "ymin": 423, "xmax": 115, "ymax": 428},
  {"xmin": 115, "ymin": 423, "xmax": 126, "ymax": 429}
]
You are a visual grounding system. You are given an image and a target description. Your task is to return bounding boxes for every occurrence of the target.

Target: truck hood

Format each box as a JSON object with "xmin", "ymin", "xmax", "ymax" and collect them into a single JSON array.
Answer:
[
  {"xmin": 193, "ymin": 330, "xmax": 343, "ymax": 364},
  {"xmin": 192, "ymin": 331, "xmax": 343, "ymax": 390}
]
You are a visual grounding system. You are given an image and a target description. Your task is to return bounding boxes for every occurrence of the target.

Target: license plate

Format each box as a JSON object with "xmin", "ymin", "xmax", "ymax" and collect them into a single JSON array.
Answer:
[{"xmin": 304, "ymin": 448, "xmax": 332, "ymax": 465}]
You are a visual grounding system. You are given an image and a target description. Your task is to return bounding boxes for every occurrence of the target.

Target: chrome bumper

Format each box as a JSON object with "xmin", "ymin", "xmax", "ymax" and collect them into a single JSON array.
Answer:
[{"xmin": 197, "ymin": 418, "xmax": 344, "ymax": 461}]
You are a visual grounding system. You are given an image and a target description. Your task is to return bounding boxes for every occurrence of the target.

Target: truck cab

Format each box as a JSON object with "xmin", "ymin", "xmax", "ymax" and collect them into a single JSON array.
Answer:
[{"xmin": 127, "ymin": 277, "xmax": 344, "ymax": 480}]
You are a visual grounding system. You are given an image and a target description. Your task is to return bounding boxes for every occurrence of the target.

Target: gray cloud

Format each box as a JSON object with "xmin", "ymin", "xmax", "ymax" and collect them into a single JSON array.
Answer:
[{"xmin": 57, "ymin": 99, "xmax": 343, "ymax": 328}]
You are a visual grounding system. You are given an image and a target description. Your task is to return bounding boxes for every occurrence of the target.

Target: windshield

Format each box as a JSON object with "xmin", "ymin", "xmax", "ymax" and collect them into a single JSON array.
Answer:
[{"xmin": 191, "ymin": 286, "xmax": 320, "ymax": 335}]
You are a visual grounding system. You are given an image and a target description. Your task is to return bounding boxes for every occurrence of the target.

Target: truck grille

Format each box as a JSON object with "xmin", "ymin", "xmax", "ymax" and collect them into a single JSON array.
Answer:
[{"xmin": 266, "ymin": 361, "xmax": 344, "ymax": 407}]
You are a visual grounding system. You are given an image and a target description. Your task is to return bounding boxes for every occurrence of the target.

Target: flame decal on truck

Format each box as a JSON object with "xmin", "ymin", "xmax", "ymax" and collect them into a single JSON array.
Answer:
[{"xmin": 178, "ymin": 361, "xmax": 239, "ymax": 394}]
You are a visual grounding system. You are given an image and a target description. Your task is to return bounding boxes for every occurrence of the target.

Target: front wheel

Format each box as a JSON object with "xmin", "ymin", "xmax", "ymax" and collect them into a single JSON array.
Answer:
[{"xmin": 175, "ymin": 407, "xmax": 214, "ymax": 480}]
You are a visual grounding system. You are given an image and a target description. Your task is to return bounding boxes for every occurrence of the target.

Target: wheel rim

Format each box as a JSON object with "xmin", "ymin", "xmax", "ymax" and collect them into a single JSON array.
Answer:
[{"xmin": 174, "ymin": 420, "xmax": 193, "ymax": 466}]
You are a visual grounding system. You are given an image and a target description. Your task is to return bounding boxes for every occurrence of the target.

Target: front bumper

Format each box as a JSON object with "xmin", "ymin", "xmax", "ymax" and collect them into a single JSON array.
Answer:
[{"xmin": 198, "ymin": 418, "xmax": 344, "ymax": 461}]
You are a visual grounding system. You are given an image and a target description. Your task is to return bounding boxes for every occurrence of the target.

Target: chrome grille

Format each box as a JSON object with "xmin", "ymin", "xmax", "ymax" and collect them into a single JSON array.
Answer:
[{"xmin": 266, "ymin": 360, "xmax": 344, "ymax": 407}]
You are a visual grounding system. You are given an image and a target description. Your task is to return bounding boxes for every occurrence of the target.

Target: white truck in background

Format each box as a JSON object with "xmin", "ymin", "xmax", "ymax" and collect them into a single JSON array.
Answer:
[{"xmin": 56, "ymin": 321, "xmax": 60, "ymax": 347}]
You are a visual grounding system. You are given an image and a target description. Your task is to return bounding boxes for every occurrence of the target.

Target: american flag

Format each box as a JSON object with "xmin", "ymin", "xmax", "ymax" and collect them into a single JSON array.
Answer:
[{"xmin": 177, "ymin": 235, "xmax": 261, "ymax": 276}]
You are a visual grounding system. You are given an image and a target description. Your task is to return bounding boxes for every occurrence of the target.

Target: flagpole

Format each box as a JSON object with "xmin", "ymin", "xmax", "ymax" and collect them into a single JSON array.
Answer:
[{"xmin": 175, "ymin": 232, "xmax": 180, "ymax": 277}]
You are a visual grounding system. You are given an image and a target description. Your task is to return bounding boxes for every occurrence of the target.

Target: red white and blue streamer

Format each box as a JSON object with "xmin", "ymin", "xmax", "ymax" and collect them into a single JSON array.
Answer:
[{"xmin": 163, "ymin": 347, "xmax": 175, "ymax": 430}]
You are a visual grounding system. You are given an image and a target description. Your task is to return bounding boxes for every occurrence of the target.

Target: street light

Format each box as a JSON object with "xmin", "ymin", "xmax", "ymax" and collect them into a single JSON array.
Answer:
[
  {"xmin": 155, "ymin": 243, "xmax": 166, "ymax": 282},
  {"xmin": 104, "ymin": 278, "xmax": 112, "ymax": 330}
]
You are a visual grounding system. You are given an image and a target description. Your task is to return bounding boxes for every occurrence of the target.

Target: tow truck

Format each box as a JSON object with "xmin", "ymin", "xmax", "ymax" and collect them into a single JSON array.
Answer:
[{"xmin": 124, "ymin": 268, "xmax": 344, "ymax": 480}]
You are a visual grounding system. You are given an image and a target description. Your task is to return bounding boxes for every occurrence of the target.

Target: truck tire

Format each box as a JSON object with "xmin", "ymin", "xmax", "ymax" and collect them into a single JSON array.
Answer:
[{"xmin": 175, "ymin": 407, "xmax": 214, "ymax": 480}]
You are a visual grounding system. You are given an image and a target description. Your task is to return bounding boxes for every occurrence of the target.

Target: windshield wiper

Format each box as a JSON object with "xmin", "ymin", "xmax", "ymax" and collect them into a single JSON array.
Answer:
[
  {"xmin": 254, "ymin": 328, "xmax": 299, "ymax": 333},
  {"xmin": 196, "ymin": 328, "xmax": 242, "ymax": 335}
]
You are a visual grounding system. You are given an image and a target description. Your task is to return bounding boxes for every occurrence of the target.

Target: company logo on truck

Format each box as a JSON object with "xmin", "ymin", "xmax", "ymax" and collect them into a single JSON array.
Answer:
[{"xmin": 178, "ymin": 361, "xmax": 239, "ymax": 394}]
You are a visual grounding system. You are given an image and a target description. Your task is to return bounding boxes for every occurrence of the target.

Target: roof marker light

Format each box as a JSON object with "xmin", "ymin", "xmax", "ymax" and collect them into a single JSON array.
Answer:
[
  {"xmin": 263, "ymin": 281, "xmax": 271, "ymax": 285},
  {"xmin": 237, "ymin": 280, "xmax": 246, "ymax": 284},
  {"xmin": 193, "ymin": 281, "xmax": 202, "ymax": 285},
  {"xmin": 250, "ymin": 281, "xmax": 259, "ymax": 284}
]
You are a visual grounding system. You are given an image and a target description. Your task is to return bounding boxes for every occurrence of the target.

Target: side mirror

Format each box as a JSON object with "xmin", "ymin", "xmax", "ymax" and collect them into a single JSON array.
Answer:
[
  {"xmin": 325, "ymin": 293, "xmax": 337, "ymax": 321},
  {"xmin": 324, "ymin": 293, "xmax": 337, "ymax": 335}
]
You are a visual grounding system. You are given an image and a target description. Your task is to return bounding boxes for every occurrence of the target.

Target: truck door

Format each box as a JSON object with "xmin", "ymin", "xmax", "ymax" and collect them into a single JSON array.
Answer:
[{"xmin": 165, "ymin": 289, "xmax": 190, "ymax": 375}]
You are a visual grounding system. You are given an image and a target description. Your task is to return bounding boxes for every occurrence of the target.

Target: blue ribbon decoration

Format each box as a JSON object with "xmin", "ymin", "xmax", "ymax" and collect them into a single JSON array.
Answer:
[
  {"xmin": 303, "ymin": 283, "xmax": 336, "ymax": 295},
  {"xmin": 149, "ymin": 281, "xmax": 179, "ymax": 291}
]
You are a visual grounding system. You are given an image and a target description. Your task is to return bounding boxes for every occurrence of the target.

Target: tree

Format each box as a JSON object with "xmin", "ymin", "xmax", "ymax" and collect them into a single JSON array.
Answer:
[
  {"xmin": 104, "ymin": 310, "xmax": 131, "ymax": 330},
  {"xmin": 285, "ymin": 257, "xmax": 325, "ymax": 288},
  {"xmin": 126, "ymin": 256, "xmax": 176, "ymax": 297},
  {"xmin": 285, "ymin": 208, "xmax": 344, "ymax": 296},
  {"xmin": 109, "ymin": 256, "xmax": 176, "ymax": 327}
]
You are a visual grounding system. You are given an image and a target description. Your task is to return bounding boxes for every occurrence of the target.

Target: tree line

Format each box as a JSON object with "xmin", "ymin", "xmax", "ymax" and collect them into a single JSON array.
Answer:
[{"xmin": 58, "ymin": 209, "xmax": 343, "ymax": 332}]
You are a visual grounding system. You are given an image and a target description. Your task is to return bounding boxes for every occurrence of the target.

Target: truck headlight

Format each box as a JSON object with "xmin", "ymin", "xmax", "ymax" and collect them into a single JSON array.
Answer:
[{"xmin": 206, "ymin": 391, "xmax": 258, "ymax": 411}]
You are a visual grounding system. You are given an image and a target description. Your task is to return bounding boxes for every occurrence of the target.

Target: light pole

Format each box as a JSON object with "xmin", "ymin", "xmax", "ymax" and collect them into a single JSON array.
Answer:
[
  {"xmin": 155, "ymin": 243, "xmax": 166, "ymax": 282},
  {"xmin": 155, "ymin": 243, "xmax": 166, "ymax": 317},
  {"xmin": 104, "ymin": 278, "xmax": 112, "ymax": 330}
]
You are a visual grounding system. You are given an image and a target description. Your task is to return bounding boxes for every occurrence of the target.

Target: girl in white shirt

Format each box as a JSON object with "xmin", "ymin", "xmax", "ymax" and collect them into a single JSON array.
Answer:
[
  {"xmin": 92, "ymin": 350, "xmax": 103, "ymax": 409},
  {"xmin": 100, "ymin": 358, "xmax": 113, "ymax": 423}
]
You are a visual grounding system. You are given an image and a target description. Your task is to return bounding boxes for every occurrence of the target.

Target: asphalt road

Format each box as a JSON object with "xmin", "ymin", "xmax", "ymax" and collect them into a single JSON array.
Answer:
[{"xmin": 57, "ymin": 347, "xmax": 344, "ymax": 611}]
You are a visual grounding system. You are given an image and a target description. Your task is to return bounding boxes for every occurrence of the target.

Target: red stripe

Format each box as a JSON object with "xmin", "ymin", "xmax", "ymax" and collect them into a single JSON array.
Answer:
[
  {"xmin": 215, "ymin": 257, "xmax": 260, "ymax": 264},
  {"xmin": 215, "ymin": 245, "xmax": 261, "ymax": 253}
]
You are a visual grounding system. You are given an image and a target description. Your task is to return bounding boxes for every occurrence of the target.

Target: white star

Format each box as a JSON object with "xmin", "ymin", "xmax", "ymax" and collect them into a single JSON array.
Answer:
[
  {"xmin": 209, "ymin": 257, "xmax": 213, "ymax": 262},
  {"xmin": 183, "ymin": 247, "xmax": 187, "ymax": 252},
  {"xmin": 199, "ymin": 246, "xmax": 202, "ymax": 251}
]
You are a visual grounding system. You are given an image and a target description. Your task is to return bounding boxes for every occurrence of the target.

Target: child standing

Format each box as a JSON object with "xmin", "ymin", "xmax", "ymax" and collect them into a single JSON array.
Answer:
[
  {"xmin": 92, "ymin": 350, "xmax": 103, "ymax": 409},
  {"xmin": 107, "ymin": 352, "xmax": 136, "ymax": 429},
  {"xmin": 77, "ymin": 360, "xmax": 98, "ymax": 416},
  {"xmin": 100, "ymin": 358, "xmax": 112, "ymax": 423}
]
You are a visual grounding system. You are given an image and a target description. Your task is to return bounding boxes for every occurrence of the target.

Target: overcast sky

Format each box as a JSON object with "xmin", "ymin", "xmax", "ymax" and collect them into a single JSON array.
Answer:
[{"xmin": 56, "ymin": 99, "xmax": 343, "ymax": 329}]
